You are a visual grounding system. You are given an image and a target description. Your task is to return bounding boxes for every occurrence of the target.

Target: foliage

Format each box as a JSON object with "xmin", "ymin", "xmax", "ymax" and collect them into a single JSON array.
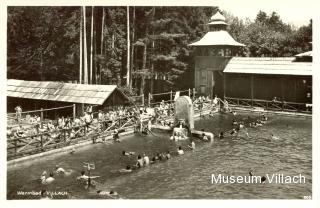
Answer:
[{"xmin": 7, "ymin": 6, "xmax": 312, "ymax": 94}]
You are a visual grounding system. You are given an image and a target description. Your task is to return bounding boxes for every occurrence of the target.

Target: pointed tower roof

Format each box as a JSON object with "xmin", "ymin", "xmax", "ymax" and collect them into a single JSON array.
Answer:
[
  {"xmin": 189, "ymin": 10, "xmax": 244, "ymax": 47},
  {"xmin": 210, "ymin": 11, "xmax": 226, "ymax": 22}
]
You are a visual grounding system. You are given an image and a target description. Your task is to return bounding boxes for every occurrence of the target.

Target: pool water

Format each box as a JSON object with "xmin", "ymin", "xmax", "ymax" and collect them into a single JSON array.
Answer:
[{"xmin": 7, "ymin": 112, "xmax": 312, "ymax": 199}]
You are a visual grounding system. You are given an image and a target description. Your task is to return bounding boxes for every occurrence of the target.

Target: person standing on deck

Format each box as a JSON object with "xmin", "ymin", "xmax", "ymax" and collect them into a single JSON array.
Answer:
[{"xmin": 15, "ymin": 106, "xmax": 22, "ymax": 122}]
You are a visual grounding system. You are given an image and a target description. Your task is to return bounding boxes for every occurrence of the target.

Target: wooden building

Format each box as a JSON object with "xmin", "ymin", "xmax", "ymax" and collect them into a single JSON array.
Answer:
[
  {"xmin": 189, "ymin": 11, "xmax": 312, "ymax": 105},
  {"xmin": 223, "ymin": 57, "xmax": 312, "ymax": 104},
  {"xmin": 7, "ymin": 79, "xmax": 130, "ymax": 118},
  {"xmin": 189, "ymin": 11, "xmax": 244, "ymax": 98}
]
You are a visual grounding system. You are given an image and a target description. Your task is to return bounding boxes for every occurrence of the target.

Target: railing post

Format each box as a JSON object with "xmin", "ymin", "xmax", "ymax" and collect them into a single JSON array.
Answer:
[
  {"xmin": 40, "ymin": 134, "xmax": 43, "ymax": 149},
  {"xmin": 64, "ymin": 129, "xmax": 66, "ymax": 143},
  {"xmin": 170, "ymin": 90, "xmax": 173, "ymax": 102},
  {"xmin": 73, "ymin": 104, "xmax": 76, "ymax": 120},
  {"xmin": 188, "ymin": 88, "xmax": 191, "ymax": 97},
  {"xmin": 40, "ymin": 108, "xmax": 44, "ymax": 128},
  {"xmin": 192, "ymin": 88, "xmax": 195, "ymax": 100},
  {"xmin": 148, "ymin": 93, "xmax": 151, "ymax": 107},
  {"xmin": 141, "ymin": 94, "xmax": 145, "ymax": 106},
  {"xmin": 14, "ymin": 139, "xmax": 17, "ymax": 155}
]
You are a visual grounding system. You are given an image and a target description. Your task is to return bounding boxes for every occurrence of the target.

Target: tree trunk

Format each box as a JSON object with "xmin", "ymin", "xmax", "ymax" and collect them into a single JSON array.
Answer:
[
  {"xmin": 126, "ymin": 6, "xmax": 130, "ymax": 87},
  {"xmin": 83, "ymin": 6, "xmax": 88, "ymax": 84},
  {"xmin": 90, "ymin": 6, "xmax": 94, "ymax": 84},
  {"xmin": 79, "ymin": 7, "xmax": 83, "ymax": 84},
  {"xmin": 101, "ymin": 7, "xmax": 105, "ymax": 55},
  {"xmin": 150, "ymin": 7, "xmax": 155, "ymax": 94},
  {"xmin": 140, "ymin": 25, "xmax": 148, "ymax": 95},
  {"xmin": 130, "ymin": 6, "xmax": 135, "ymax": 90}
]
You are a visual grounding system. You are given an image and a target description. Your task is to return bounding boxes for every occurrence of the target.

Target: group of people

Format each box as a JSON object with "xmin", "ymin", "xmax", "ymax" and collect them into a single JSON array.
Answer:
[{"xmin": 217, "ymin": 110, "xmax": 275, "ymax": 140}]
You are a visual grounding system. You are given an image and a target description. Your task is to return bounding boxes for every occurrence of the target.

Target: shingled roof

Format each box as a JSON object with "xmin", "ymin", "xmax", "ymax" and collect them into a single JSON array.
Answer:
[{"xmin": 7, "ymin": 79, "xmax": 129, "ymax": 105}]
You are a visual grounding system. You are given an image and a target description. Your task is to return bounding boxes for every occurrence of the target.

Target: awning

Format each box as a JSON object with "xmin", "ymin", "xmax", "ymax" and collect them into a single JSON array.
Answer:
[
  {"xmin": 189, "ymin": 31, "xmax": 245, "ymax": 47},
  {"xmin": 7, "ymin": 79, "xmax": 129, "ymax": 105},
  {"xmin": 223, "ymin": 57, "xmax": 312, "ymax": 76}
]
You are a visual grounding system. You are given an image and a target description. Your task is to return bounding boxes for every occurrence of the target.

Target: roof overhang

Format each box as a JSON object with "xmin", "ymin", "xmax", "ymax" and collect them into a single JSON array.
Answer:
[{"xmin": 189, "ymin": 31, "xmax": 245, "ymax": 47}]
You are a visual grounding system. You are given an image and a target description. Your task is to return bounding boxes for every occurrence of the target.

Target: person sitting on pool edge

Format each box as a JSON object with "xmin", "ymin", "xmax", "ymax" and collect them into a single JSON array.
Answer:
[{"xmin": 177, "ymin": 146, "xmax": 184, "ymax": 155}]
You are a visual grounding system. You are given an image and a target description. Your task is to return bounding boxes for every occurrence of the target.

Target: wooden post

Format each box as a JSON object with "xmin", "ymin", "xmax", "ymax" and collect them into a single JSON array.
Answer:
[
  {"xmin": 188, "ymin": 88, "xmax": 191, "ymax": 97},
  {"xmin": 73, "ymin": 104, "xmax": 76, "ymax": 120},
  {"xmin": 64, "ymin": 129, "xmax": 66, "ymax": 143},
  {"xmin": 170, "ymin": 90, "xmax": 173, "ymax": 102},
  {"xmin": 192, "ymin": 88, "xmax": 196, "ymax": 100},
  {"xmin": 14, "ymin": 139, "xmax": 17, "ymax": 155},
  {"xmin": 40, "ymin": 108, "xmax": 44, "ymax": 128},
  {"xmin": 251, "ymin": 75, "xmax": 254, "ymax": 107},
  {"xmin": 40, "ymin": 134, "xmax": 43, "ymax": 149},
  {"xmin": 142, "ymin": 94, "xmax": 144, "ymax": 106},
  {"xmin": 223, "ymin": 73, "xmax": 226, "ymax": 99},
  {"xmin": 148, "ymin": 93, "xmax": 151, "ymax": 107}
]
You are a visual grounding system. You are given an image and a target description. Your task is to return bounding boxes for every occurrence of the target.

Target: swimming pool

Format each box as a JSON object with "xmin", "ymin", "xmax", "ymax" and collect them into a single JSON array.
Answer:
[{"xmin": 7, "ymin": 112, "xmax": 312, "ymax": 199}]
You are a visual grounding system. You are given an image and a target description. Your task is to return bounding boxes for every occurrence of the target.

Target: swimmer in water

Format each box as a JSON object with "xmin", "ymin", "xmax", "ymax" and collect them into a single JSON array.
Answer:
[
  {"xmin": 122, "ymin": 150, "xmax": 135, "ymax": 156},
  {"xmin": 151, "ymin": 156, "xmax": 157, "ymax": 164},
  {"xmin": 246, "ymin": 131, "xmax": 252, "ymax": 139},
  {"xmin": 271, "ymin": 134, "xmax": 280, "ymax": 140},
  {"xmin": 70, "ymin": 147, "xmax": 76, "ymax": 154},
  {"xmin": 261, "ymin": 176, "xmax": 266, "ymax": 184},
  {"xmin": 219, "ymin": 131, "xmax": 224, "ymax": 139},
  {"xmin": 166, "ymin": 151, "xmax": 171, "ymax": 159},
  {"xmin": 97, "ymin": 190, "xmax": 118, "ymax": 198},
  {"xmin": 119, "ymin": 165, "xmax": 133, "ymax": 173},
  {"xmin": 232, "ymin": 119, "xmax": 238, "ymax": 125},
  {"xmin": 177, "ymin": 146, "xmax": 184, "ymax": 155},
  {"xmin": 55, "ymin": 165, "xmax": 73, "ymax": 176},
  {"xmin": 143, "ymin": 153, "xmax": 150, "ymax": 166},
  {"xmin": 42, "ymin": 172, "xmax": 55, "ymax": 185},
  {"xmin": 188, "ymin": 141, "xmax": 196, "ymax": 150},
  {"xmin": 249, "ymin": 171, "xmax": 253, "ymax": 176},
  {"xmin": 77, "ymin": 170, "xmax": 89, "ymax": 181},
  {"xmin": 230, "ymin": 128, "xmax": 237, "ymax": 136},
  {"xmin": 136, "ymin": 155, "xmax": 144, "ymax": 168},
  {"xmin": 202, "ymin": 133, "xmax": 209, "ymax": 141},
  {"xmin": 55, "ymin": 165, "xmax": 66, "ymax": 174}
]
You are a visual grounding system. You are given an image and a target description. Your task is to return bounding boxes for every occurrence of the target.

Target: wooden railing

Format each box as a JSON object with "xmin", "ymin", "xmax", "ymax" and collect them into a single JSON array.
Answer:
[{"xmin": 224, "ymin": 97, "xmax": 312, "ymax": 113}]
